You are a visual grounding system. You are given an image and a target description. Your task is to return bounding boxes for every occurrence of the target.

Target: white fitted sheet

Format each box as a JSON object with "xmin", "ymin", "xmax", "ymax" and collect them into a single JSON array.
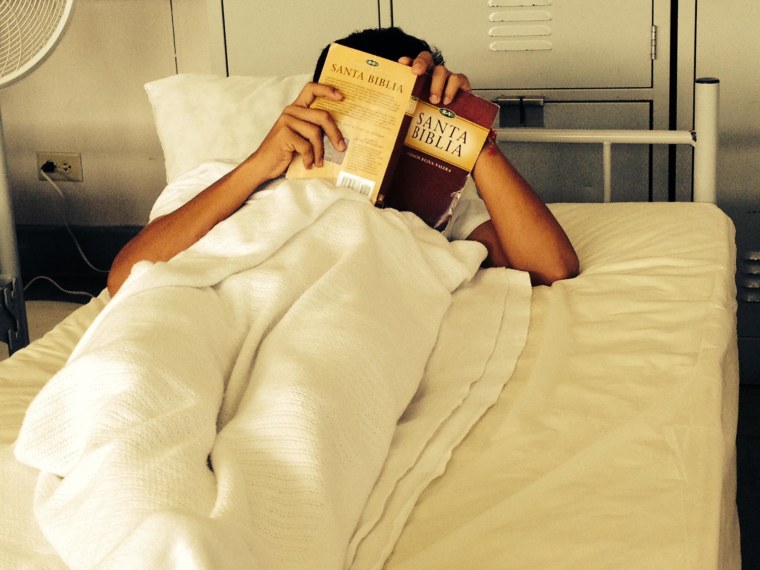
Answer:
[
  {"xmin": 0, "ymin": 202, "xmax": 740, "ymax": 569},
  {"xmin": 387, "ymin": 203, "xmax": 740, "ymax": 569}
]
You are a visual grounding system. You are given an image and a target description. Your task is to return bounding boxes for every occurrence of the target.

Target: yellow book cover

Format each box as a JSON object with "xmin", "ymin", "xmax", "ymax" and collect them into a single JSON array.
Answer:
[{"xmin": 285, "ymin": 43, "xmax": 419, "ymax": 204}]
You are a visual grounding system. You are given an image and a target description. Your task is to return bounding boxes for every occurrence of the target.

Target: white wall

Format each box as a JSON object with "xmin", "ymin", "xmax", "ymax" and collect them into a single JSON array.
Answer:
[
  {"xmin": 2, "ymin": 0, "xmax": 757, "ymax": 228},
  {"xmin": 0, "ymin": 0, "xmax": 176, "ymax": 226}
]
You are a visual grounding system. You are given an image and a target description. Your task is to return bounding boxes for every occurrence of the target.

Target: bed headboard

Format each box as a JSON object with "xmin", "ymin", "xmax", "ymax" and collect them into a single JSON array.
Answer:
[{"xmin": 497, "ymin": 78, "xmax": 720, "ymax": 204}]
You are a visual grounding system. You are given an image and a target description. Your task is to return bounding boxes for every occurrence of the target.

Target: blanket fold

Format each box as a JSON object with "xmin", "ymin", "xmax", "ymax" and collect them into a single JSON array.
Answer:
[{"xmin": 5, "ymin": 175, "xmax": 530, "ymax": 569}]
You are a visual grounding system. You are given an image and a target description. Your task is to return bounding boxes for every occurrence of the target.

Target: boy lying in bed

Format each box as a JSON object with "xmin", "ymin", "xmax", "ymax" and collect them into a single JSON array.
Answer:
[{"xmin": 107, "ymin": 27, "xmax": 578, "ymax": 295}]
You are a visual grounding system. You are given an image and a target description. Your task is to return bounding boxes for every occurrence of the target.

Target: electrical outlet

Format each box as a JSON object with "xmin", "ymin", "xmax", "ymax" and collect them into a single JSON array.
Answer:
[{"xmin": 36, "ymin": 152, "xmax": 83, "ymax": 182}]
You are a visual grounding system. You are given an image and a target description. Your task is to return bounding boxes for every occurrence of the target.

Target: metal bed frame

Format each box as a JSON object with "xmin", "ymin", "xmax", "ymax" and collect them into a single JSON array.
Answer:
[
  {"xmin": 497, "ymin": 78, "xmax": 720, "ymax": 204},
  {"xmin": 0, "ymin": 116, "xmax": 29, "ymax": 356}
]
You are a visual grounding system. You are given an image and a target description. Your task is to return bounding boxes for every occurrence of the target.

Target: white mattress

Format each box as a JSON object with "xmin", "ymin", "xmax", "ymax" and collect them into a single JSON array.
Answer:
[{"xmin": 0, "ymin": 202, "xmax": 740, "ymax": 568}]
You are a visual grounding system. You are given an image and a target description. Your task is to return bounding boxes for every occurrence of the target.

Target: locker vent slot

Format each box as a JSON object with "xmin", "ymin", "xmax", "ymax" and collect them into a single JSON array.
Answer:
[
  {"xmin": 489, "ymin": 10, "xmax": 552, "ymax": 22},
  {"xmin": 489, "ymin": 5, "xmax": 553, "ymax": 52},
  {"xmin": 489, "ymin": 0, "xmax": 552, "ymax": 6},
  {"xmin": 490, "ymin": 25, "xmax": 552, "ymax": 37}
]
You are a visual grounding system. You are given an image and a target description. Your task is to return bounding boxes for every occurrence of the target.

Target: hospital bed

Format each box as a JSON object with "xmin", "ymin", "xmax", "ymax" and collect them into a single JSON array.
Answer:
[{"xmin": 0, "ymin": 73, "xmax": 739, "ymax": 569}]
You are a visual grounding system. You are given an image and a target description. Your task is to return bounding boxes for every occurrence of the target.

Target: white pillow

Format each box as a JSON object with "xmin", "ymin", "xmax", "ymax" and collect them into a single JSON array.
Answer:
[{"xmin": 145, "ymin": 73, "xmax": 311, "ymax": 183}]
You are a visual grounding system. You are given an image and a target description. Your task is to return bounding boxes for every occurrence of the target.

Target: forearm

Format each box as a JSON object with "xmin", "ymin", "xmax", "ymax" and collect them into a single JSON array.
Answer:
[
  {"xmin": 107, "ymin": 158, "xmax": 269, "ymax": 295},
  {"xmin": 107, "ymin": 81, "xmax": 346, "ymax": 297},
  {"xmin": 471, "ymin": 147, "xmax": 579, "ymax": 285}
]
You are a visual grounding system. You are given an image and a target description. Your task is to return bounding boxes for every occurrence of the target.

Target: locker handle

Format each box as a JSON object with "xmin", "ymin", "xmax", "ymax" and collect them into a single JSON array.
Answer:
[{"xmin": 495, "ymin": 96, "xmax": 545, "ymax": 128}]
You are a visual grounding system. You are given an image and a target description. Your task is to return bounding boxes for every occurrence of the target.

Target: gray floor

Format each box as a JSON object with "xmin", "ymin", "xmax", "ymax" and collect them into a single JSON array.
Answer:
[{"xmin": 0, "ymin": 300, "xmax": 82, "ymax": 361}]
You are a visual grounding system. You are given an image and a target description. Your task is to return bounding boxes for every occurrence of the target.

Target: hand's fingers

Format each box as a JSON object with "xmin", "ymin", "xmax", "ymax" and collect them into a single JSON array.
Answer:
[
  {"xmin": 408, "ymin": 51, "xmax": 435, "ymax": 75},
  {"xmin": 428, "ymin": 65, "xmax": 452, "ymax": 105},
  {"xmin": 292, "ymin": 81, "xmax": 344, "ymax": 108},
  {"xmin": 292, "ymin": 84, "xmax": 346, "ymax": 153},
  {"xmin": 442, "ymin": 73, "xmax": 471, "ymax": 105},
  {"xmin": 285, "ymin": 129, "xmax": 317, "ymax": 169},
  {"xmin": 429, "ymin": 66, "xmax": 472, "ymax": 105},
  {"xmin": 262, "ymin": 113, "xmax": 317, "ymax": 170},
  {"xmin": 313, "ymin": 110, "xmax": 346, "ymax": 156},
  {"xmin": 283, "ymin": 103, "xmax": 346, "ymax": 160},
  {"xmin": 397, "ymin": 56, "xmax": 414, "ymax": 67},
  {"xmin": 279, "ymin": 110, "xmax": 332, "ymax": 167}
]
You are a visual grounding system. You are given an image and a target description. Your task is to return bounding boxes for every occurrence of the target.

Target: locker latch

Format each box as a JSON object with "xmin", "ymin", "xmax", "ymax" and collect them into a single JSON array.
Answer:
[{"xmin": 496, "ymin": 96, "xmax": 545, "ymax": 128}]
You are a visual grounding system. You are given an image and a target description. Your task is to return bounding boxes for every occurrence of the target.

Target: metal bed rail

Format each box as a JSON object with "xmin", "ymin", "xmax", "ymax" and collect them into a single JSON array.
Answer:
[{"xmin": 495, "ymin": 78, "xmax": 720, "ymax": 204}]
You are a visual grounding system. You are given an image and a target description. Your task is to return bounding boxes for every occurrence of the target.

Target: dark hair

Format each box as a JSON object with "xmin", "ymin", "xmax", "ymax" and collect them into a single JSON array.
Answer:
[{"xmin": 312, "ymin": 27, "xmax": 444, "ymax": 82}]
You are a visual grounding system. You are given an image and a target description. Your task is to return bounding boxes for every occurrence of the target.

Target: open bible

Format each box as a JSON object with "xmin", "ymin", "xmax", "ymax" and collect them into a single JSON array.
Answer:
[{"xmin": 286, "ymin": 43, "xmax": 498, "ymax": 230}]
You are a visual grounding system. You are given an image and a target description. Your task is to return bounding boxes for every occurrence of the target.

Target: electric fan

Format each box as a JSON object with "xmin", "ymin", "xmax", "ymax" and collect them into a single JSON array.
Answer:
[{"xmin": 0, "ymin": 0, "xmax": 76, "ymax": 355}]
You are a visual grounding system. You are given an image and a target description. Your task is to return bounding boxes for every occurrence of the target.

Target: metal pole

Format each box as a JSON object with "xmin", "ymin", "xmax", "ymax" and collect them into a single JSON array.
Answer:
[
  {"xmin": 0, "ymin": 109, "xmax": 20, "ymax": 280},
  {"xmin": 496, "ymin": 128, "xmax": 694, "ymax": 146},
  {"xmin": 693, "ymin": 78, "xmax": 720, "ymax": 204},
  {"xmin": 0, "ymin": 107, "xmax": 30, "ymax": 353},
  {"xmin": 602, "ymin": 142, "xmax": 612, "ymax": 202}
]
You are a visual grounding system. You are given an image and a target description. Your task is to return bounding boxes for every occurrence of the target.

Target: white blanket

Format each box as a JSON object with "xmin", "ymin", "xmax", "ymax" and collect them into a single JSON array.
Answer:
[{"xmin": 3, "ymin": 177, "xmax": 531, "ymax": 569}]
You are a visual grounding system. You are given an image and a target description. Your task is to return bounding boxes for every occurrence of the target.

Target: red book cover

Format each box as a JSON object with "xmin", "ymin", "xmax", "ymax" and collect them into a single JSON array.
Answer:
[{"xmin": 383, "ymin": 75, "xmax": 499, "ymax": 230}]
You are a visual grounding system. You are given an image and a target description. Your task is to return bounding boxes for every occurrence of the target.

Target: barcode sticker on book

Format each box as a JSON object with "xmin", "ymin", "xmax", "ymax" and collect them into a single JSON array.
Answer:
[{"xmin": 337, "ymin": 172, "xmax": 375, "ymax": 199}]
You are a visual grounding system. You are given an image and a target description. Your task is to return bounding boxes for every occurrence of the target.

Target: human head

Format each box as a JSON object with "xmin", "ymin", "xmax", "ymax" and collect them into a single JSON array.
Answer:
[{"xmin": 313, "ymin": 27, "xmax": 444, "ymax": 82}]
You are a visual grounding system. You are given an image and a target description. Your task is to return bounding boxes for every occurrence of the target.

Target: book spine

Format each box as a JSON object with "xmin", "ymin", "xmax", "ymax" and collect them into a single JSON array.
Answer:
[{"xmin": 375, "ymin": 74, "xmax": 427, "ymax": 208}]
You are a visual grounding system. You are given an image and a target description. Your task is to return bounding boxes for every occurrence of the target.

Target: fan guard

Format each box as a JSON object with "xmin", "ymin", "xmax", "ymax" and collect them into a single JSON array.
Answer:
[{"xmin": 0, "ymin": 0, "xmax": 74, "ymax": 88}]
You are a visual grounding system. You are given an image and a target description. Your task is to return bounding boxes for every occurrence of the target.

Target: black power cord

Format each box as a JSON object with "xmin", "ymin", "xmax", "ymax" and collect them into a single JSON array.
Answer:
[{"xmin": 24, "ymin": 164, "xmax": 111, "ymax": 300}]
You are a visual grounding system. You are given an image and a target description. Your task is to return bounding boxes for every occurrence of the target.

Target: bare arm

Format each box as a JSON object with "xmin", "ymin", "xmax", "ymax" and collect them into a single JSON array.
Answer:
[
  {"xmin": 107, "ymin": 83, "xmax": 346, "ymax": 296},
  {"xmin": 402, "ymin": 53, "xmax": 578, "ymax": 285},
  {"xmin": 109, "ymin": 54, "xmax": 576, "ymax": 294},
  {"xmin": 469, "ymin": 146, "xmax": 579, "ymax": 285},
  {"xmin": 110, "ymin": 52, "xmax": 468, "ymax": 296}
]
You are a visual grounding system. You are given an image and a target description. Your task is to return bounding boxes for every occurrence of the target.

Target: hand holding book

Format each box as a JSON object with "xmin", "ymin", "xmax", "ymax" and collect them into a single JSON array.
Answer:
[
  {"xmin": 397, "ymin": 52, "xmax": 473, "ymax": 105},
  {"xmin": 250, "ymin": 82, "xmax": 347, "ymax": 180},
  {"xmin": 215, "ymin": 46, "xmax": 471, "ymax": 199},
  {"xmin": 286, "ymin": 43, "xmax": 498, "ymax": 230}
]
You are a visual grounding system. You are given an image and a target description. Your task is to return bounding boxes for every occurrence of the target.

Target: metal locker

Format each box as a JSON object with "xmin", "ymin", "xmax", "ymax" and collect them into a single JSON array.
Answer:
[
  {"xmin": 222, "ymin": 0, "xmax": 381, "ymax": 76},
  {"xmin": 392, "ymin": 0, "xmax": 655, "ymax": 90},
  {"xmin": 393, "ymin": 0, "xmax": 668, "ymax": 202}
]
